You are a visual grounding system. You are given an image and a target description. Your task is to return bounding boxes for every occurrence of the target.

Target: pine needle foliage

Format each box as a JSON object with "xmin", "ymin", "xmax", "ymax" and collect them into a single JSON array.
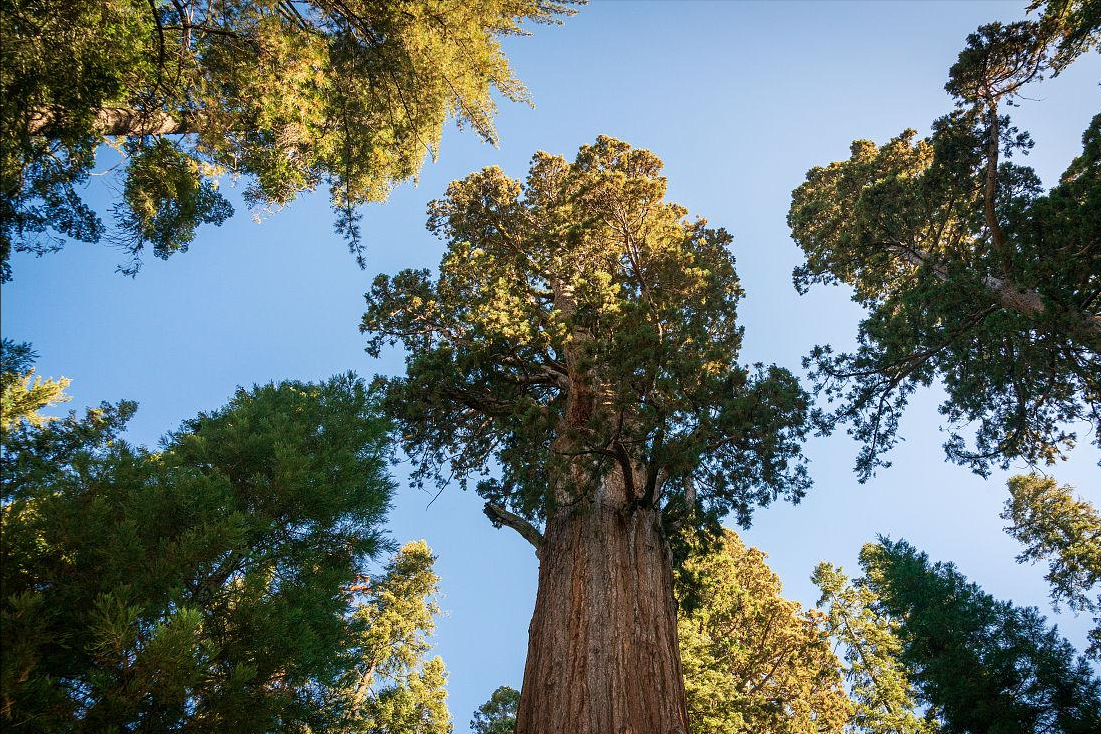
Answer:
[{"xmin": 0, "ymin": 373, "xmax": 426, "ymax": 733}]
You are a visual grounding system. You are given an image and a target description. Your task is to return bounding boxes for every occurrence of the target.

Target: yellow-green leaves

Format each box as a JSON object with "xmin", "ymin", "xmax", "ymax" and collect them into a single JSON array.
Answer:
[
  {"xmin": 0, "ymin": 340, "xmax": 70, "ymax": 435},
  {"xmin": 364, "ymin": 136, "xmax": 812, "ymax": 527}
]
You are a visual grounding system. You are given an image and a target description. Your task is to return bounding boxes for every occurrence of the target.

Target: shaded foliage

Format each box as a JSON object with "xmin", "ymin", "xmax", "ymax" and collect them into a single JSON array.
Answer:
[
  {"xmin": 0, "ymin": 374, "xmax": 412, "ymax": 732},
  {"xmin": 861, "ymin": 537, "xmax": 1101, "ymax": 734},
  {"xmin": 788, "ymin": 0, "xmax": 1100, "ymax": 479}
]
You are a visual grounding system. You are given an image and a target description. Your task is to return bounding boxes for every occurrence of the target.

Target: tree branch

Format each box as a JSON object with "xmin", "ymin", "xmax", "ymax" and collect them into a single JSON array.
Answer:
[{"xmin": 483, "ymin": 502, "xmax": 543, "ymax": 554}]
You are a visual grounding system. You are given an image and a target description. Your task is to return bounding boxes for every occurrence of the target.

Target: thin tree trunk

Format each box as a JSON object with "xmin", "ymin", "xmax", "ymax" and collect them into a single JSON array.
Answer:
[{"xmin": 514, "ymin": 486, "xmax": 689, "ymax": 734}]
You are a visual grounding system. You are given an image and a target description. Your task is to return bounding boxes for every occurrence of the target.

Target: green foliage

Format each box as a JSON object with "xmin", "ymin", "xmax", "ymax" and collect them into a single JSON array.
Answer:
[
  {"xmin": 860, "ymin": 537, "xmax": 1101, "ymax": 734},
  {"xmin": 1003, "ymin": 474, "xmax": 1101, "ymax": 659},
  {"xmin": 471, "ymin": 686, "xmax": 520, "ymax": 734},
  {"xmin": 788, "ymin": 1, "xmax": 1100, "ymax": 479},
  {"xmin": 335, "ymin": 540, "xmax": 451, "ymax": 734},
  {"xmin": 812, "ymin": 563, "xmax": 936, "ymax": 734},
  {"xmin": 363, "ymin": 135, "xmax": 812, "ymax": 534},
  {"xmin": 0, "ymin": 373, "xmax": 408, "ymax": 732},
  {"xmin": 0, "ymin": 338, "xmax": 70, "ymax": 434},
  {"xmin": 677, "ymin": 530, "xmax": 851, "ymax": 734},
  {"xmin": 0, "ymin": 0, "xmax": 580, "ymax": 280}
]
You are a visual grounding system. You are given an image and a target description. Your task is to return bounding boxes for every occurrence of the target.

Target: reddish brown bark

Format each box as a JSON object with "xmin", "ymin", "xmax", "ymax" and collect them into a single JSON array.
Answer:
[{"xmin": 514, "ymin": 487, "xmax": 689, "ymax": 734}]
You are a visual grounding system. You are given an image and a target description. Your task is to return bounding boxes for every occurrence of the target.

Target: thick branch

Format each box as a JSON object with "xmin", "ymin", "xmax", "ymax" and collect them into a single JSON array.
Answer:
[
  {"xmin": 889, "ymin": 244, "xmax": 1101, "ymax": 340},
  {"xmin": 27, "ymin": 107, "xmax": 191, "ymax": 137},
  {"xmin": 483, "ymin": 502, "xmax": 543, "ymax": 554}
]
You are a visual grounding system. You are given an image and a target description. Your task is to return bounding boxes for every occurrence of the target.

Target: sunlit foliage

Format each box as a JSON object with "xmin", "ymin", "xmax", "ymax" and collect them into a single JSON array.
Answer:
[
  {"xmin": 471, "ymin": 686, "xmax": 521, "ymax": 734},
  {"xmin": 677, "ymin": 531, "xmax": 851, "ymax": 734},
  {"xmin": 0, "ymin": 338, "xmax": 70, "ymax": 435},
  {"xmin": 363, "ymin": 135, "xmax": 812, "ymax": 537},
  {"xmin": 0, "ymin": 0, "xmax": 579, "ymax": 280},
  {"xmin": 1003, "ymin": 474, "xmax": 1101, "ymax": 659},
  {"xmin": 812, "ymin": 563, "xmax": 937, "ymax": 734}
]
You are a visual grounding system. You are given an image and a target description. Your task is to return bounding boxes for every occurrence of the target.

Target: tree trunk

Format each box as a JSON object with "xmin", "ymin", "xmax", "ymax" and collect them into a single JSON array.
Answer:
[{"xmin": 514, "ymin": 493, "xmax": 689, "ymax": 734}]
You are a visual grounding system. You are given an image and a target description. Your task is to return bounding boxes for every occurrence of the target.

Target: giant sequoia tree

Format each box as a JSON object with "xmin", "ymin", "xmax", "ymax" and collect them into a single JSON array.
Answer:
[
  {"xmin": 788, "ymin": 0, "xmax": 1100, "ymax": 478},
  {"xmin": 362, "ymin": 136, "xmax": 813, "ymax": 733},
  {"xmin": 0, "ymin": 0, "xmax": 578, "ymax": 280}
]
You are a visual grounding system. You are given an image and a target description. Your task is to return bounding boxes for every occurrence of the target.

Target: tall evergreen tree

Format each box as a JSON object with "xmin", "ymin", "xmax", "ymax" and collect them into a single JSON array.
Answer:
[
  {"xmin": 812, "ymin": 563, "xmax": 936, "ymax": 734},
  {"xmin": 0, "ymin": 338, "xmax": 70, "ymax": 435},
  {"xmin": 860, "ymin": 537, "xmax": 1101, "ymax": 734},
  {"xmin": 787, "ymin": 0, "xmax": 1100, "ymax": 479},
  {"xmin": 0, "ymin": 373, "xmax": 449, "ymax": 732},
  {"xmin": 1002, "ymin": 474, "xmax": 1101, "ymax": 659},
  {"xmin": 362, "ymin": 136, "xmax": 813, "ymax": 733},
  {"xmin": 0, "ymin": 0, "xmax": 579, "ymax": 280},
  {"xmin": 678, "ymin": 531, "xmax": 851, "ymax": 734}
]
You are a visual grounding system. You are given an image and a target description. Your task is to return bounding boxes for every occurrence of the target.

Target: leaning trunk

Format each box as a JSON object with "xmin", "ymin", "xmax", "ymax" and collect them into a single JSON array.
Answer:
[{"xmin": 515, "ymin": 495, "xmax": 689, "ymax": 734}]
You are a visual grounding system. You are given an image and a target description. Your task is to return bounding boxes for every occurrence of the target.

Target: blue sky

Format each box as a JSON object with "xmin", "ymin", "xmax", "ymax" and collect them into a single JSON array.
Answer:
[{"xmin": 3, "ymin": 1, "xmax": 1099, "ymax": 728}]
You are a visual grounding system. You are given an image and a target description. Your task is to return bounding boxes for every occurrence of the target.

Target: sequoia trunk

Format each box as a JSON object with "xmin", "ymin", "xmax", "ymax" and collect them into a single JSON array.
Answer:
[{"xmin": 514, "ymin": 497, "xmax": 689, "ymax": 734}]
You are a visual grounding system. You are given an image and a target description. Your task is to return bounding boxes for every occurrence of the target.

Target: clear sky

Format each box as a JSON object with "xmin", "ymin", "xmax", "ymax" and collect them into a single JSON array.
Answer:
[{"xmin": 3, "ymin": 1, "xmax": 1099, "ymax": 728}]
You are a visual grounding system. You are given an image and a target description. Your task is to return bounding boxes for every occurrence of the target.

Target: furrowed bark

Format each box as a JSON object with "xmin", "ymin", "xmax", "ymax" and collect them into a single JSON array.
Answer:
[{"xmin": 514, "ymin": 473, "xmax": 689, "ymax": 734}]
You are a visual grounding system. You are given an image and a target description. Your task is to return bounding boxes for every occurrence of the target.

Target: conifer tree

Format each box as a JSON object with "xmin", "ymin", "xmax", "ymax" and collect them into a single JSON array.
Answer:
[
  {"xmin": 812, "ymin": 563, "xmax": 936, "ymax": 734},
  {"xmin": 0, "ymin": 0, "xmax": 579, "ymax": 280},
  {"xmin": 787, "ymin": 0, "xmax": 1100, "ymax": 478},
  {"xmin": 678, "ymin": 531, "xmax": 851, "ymax": 734},
  {"xmin": 0, "ymin": 338, "xmax": 70, "ymax": 434},
  {"xmin": 471, "ymin": 686, "xmax": 521, "ymax": 734},
  {"xmin": 1003, "ymin": 474, "xmax": 1101, "ymax": 659},
  {"xmin": 860, "ymin": 537, "xmax": 1101, "ymax": 733},
  {"xmin": 0, "ymin": 373, "xmax": 450, "ymax": 732},
  {"xmin": 363, "ymin": 135, "xmax": 813, "ymax": 733}
]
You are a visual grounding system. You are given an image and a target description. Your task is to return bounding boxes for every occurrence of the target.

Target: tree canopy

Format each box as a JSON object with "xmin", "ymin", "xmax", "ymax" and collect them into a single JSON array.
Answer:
[
  {"xmin": 0, "ymin": 373, "xmax": 428, "ymax": 732},
  {"xmin": 860, "ymin": 537, "xmax": 1101, "ymax": 734},
  {"xmin": 1003, "ymin": 474, "xmax": 1101, "ymax": 659},
  {"xmin": 362, "ymin": 135, "xmax": 813, "ymax": 539},
  {"xmin": 788, "ymin": 0, "xmax": 1100, "ymax": 479},
  {"xmin": 677, "ymin": 530, "xmax": 851, "ymax": 734},
  {"xmin": 471, "ymin": 686, "xmax": 521, "ymax": 734},
  {"xmin": 0, "ymin": 0, "xmax": 579, "ymax": 281},
  {"xmin": 812, "ymin": 563, "xmax": 937, "ymax": 734}
]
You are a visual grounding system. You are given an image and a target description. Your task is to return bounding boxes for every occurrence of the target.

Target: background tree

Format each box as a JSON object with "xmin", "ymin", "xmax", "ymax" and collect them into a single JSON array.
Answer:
[
  {"xmin": 0, "ymin": 0, "xmax": 579, "ymax": 281},
  {"xmin": 787, "ymin": 0, "xmax": 1100, "ymax": 479},
  {"xmin": 0, "ymin": 338, "xmax": 70, "ymax": 434},
  {"xmin": 334, "ymin": 540, "xmax": 451, "ymax": 734},
  {"xmin": 860, "ymin": 537, "xmax": 1101, "ymax": 734},
  {"xmin": 812, "ymin": 563, "xmax": 936, "ymax": 734},
  {"xmin": 677, "ymin": 530, "xmax": 851, "ymax": 734},
  {"xmin": 362, "ymin": 136, "xmax": 813, "ymax": 734},
  {"xmin": 1002, "ymin": 474, "xmax": 1101, "ymax": 659},
  {"xmin": 0, "ymin": 373, "xmax": 442, "ymax": 732},
  {"xmin": 471, "ymin": 686, "xmax": 521, "ymax": 734}
]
